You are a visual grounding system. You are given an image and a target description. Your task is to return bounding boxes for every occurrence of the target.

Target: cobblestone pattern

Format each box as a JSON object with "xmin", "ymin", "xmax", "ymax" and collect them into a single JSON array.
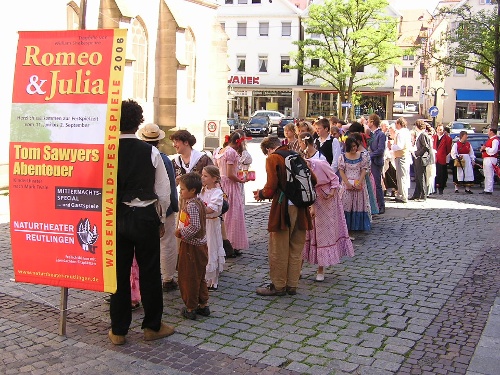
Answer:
[
  {"xmin": 1, "ymin": 192, "xmax": 500, "ymax": 374},
  {"xmin": 397, "ymin": 245, "xmax": 500, "ymax": 375}
]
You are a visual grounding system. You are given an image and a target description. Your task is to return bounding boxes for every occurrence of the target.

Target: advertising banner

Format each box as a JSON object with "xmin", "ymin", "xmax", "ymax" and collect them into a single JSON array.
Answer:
[{"xmin": 10, "ymin": 29, "xmax": 127, "ymax": 292}]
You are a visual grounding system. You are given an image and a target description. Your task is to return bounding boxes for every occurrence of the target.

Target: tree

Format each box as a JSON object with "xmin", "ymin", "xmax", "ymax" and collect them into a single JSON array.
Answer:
[
  {"xmin": 290, "ymin": 0, "xmax": 404, "ymax": 118},
  {"xmin": 430, "ymin": 2, "xmax": 500, "ymax": 128}
]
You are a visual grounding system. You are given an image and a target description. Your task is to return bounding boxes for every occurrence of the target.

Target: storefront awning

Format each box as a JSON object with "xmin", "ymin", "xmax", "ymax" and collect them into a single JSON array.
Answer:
[{"xmin": 456, "ymin": 89, "xmax": 494, "ymax": 102}]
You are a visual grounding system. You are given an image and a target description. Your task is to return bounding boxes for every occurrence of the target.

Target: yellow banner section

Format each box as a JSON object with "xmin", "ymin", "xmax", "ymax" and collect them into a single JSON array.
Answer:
[{"xmin": 102, "ymin": 29, "xmax": 127, "ymax": 293}]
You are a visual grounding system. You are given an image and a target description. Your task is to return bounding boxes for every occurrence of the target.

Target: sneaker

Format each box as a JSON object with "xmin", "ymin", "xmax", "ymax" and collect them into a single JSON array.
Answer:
[
  {"xmin": 108, "ymin": 330, "xmax": 126, "ymax": 345},
  {"xmin": 144, "ymin": 322, "xmax": 175, "ymax": 341},
  {"xmin": 315, "ymin": 273, "xmax": 325, "ymax": 282},
  {"xmin": 256, "ymin": 283, "xmax": 286, "ymax": 296},
  {"xmin": 162, "ymin": 279, "xmax": 178, "ymax": 292},
  {"xmin": 195, "ymin": 306, "xmax": 211, "ymax": 317},
  {"xmin": 181, "ymin": 307, "xmax": 197, "ymax": 320}
]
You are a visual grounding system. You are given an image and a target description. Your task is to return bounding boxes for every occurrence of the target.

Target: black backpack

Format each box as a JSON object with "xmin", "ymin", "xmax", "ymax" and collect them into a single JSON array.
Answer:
[{"xmin": 274, "ymin": 150, "xmax": 316, "ymax": 208}]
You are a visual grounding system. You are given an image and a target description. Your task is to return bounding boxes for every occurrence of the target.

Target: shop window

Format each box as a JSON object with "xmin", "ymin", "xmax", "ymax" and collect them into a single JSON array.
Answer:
[
  {"xmin": 281, "ymin": 56, "xmax": 290, "ymax": 73},
  {"xmin": 259, "ymin": 22, "xmax": 269, "ymax": 37},
  {"xmin": 237, "ymin": 22, "xmax": 247, "ymax": 37},
  {"xmin": 259, "ymin": 56, "xmax": 268, "ymax": 72},
  {"xmin": 311, "ymin": 58, "xmax": 319, "ymax": 68},
  {"xmin": 237, "ymin": 55, "xmax": 246, "ymax": 72},
  {"xmin": 400, "ymin": 86, "xmax": 407, "ymax": 96},
  {"xmin": 282, "ymin": 22, "xmax": 291, "ymax": 37}
]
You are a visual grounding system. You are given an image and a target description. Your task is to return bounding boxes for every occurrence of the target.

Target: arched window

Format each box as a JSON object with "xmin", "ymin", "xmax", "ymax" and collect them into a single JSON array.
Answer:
[
  {"xmin": 186, "ymin": 28, "xmax": 196, "ymax": 102},
  {"xmin": 131, "ymin": 18, "xmax": 148, "ymax": 101},
  {"xmin": 67, "ymin": 2, "xmax": 80, "ymax": 30},
  {"xmin": 407, "ymin": 86, "xmax": 413, "ymax": 97},
  {"xmin": 400, "ymin": 86, "xmax": 406, "ymax": 97}
]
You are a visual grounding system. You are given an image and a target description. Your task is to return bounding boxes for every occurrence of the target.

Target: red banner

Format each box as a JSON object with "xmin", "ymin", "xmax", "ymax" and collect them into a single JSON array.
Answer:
[{"xmin": 10, "ymin": 30, "xmax": 126, "ymax": 292}]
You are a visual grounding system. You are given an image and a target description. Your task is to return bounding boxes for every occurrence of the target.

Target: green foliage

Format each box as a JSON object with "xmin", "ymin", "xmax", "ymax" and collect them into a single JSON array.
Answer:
[
  {"xmin": 289, "ymin": 0, "xmax": 403, "ymax": 108},
  {"xmin": 432, "ymin": 4, "xmax": 499, "ymax": 86}
]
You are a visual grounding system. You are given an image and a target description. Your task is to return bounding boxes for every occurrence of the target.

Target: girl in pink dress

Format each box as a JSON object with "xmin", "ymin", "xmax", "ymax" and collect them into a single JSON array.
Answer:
[
  {"xmin": 300, "ymin": 144, "xmax": 354, "ymax": 282},
  {"xmin": 214, "ymin": 132, "xmax": 249, "ymax": 254}
]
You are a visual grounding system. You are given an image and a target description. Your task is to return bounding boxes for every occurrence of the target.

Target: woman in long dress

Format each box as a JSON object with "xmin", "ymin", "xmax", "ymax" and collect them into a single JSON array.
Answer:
[
  {"xmin": 351, "ymin": 132, "xmax": 379, "ymax": 215},
  {"xmin": 301, "ymin": 156, "xmax": 355, "ymax": 282},
  {"xmin": 451, "ymin": 131, "xmax": 475, "ymax": 194},
  {"xmin": 338, "ymin": 136, "xmax": 372, "ymax": 232},
  {"xmin": 214, "ymin": 132, "xmax": 249, "ymax": 254}
]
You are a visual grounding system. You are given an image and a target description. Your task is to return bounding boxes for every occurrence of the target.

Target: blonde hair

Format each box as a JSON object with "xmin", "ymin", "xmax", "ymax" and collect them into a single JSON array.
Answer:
[{"xmin": 203, "ymin": 165, "xmax": 221, "ymax": 182}]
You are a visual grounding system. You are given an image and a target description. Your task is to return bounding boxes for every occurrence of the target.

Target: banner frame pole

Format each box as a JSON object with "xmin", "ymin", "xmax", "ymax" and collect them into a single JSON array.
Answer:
[{"xmin": 58, "ymin": 287, "xmax": 68, "ymax": 336}]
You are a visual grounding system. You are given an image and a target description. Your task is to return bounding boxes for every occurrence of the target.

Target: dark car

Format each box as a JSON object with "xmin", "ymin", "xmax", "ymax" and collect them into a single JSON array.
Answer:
[
  {"xmin": 447, "ymin": 133, "xmax": 488, "ymax": 170},
  {"xmin": 276, "ymin": 117, "xmax": 295, "ymax": 137},
  {"xmin": 227, "ymin": 118, "xmax": 240, "ymax": 131},
  {"xmin": 243, "ymin": 115, "xmax": 271, "ymax": 136}
]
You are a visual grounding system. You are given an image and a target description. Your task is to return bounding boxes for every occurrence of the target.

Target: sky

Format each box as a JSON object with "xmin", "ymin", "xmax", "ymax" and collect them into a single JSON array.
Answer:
[{"xmin": 390, "ymin": 0, "xmax": 441, "ymax": 12}]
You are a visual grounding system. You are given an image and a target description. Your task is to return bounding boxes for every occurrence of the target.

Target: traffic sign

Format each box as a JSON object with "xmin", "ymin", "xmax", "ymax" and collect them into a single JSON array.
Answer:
[
  {"xmin": 207, "ymin": 121, "xmax": 217, "ymax": 133},
  {"xmin": 429, "ymin": 106, "xmax": 439, "ymax": 118},
  {"xmin": 341, "ymin": 102, "xmax": 352, "ymax": 108}
]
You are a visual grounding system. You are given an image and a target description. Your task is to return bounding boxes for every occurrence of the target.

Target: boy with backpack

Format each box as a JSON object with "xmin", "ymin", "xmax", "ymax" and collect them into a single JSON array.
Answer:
[{"xmin": 253, "ymin": 136, "xmax": 317, "ymax": 296}]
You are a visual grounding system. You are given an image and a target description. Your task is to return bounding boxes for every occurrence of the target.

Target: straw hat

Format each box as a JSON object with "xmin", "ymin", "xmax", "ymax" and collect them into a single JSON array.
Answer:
[{"xmin": 136, "ymin": 123, "xmax": 165, "ymax": 141}]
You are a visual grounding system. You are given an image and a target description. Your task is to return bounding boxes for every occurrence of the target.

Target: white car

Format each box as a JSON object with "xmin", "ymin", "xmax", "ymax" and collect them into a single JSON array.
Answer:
[
  {"xmin": 393, "ymin": 102, "xmax": 404, "ymax": 114},
  {"xmin": 449, "ymin": 121, "xmax": 474, "ymax": 136},
  {"xmin": 250, "ymin": 110, "xmax": 285, "ymax": 126},
  {"xmin": 405, "ymin": 103, "xmax": 417, "ymax": 112}
]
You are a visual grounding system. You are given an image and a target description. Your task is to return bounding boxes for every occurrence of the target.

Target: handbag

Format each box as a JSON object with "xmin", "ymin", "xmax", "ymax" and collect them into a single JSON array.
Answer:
[{"xmin": 454, "ymin": 158, "xmax": 465, "ymax": 168}]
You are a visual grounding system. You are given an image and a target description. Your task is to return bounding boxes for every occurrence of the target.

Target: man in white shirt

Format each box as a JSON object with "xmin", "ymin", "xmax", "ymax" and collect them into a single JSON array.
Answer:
[
  {"xmin": 388, "ymin": 117, "xmax": 412, "ymax": 203},
  {"xmin": 479, "ymin": 127, "xmax": 499, "ymax": 194}
]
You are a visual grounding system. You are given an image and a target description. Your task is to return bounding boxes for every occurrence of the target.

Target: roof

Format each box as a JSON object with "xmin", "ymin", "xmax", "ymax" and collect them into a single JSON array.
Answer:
[{"xmin": 397, "ymin": 9, "xmax": 433, "ymax": 46}]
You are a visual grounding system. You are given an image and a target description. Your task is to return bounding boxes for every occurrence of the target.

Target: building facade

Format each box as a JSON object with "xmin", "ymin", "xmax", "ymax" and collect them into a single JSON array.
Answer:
[
  {"xmin": 217, "ymin": 0, "xmax": 302, "ymax": 119},
  {"xmin": 425, "ymin": 0, "xmax": 498, "ymax": 127},
  {"xmin": 1, "ymin": 0, "xmax": 228, "ymax": 164}
]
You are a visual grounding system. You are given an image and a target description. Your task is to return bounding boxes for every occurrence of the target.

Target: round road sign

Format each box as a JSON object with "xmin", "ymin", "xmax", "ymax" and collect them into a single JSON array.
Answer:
[{"xmin": 207, "ymin": 121, "xmax": 217, "ymax": 133}]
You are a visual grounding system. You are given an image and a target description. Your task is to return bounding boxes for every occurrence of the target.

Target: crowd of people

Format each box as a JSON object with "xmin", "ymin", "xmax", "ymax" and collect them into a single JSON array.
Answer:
[{"xmin": 109, "ymin": 99, "xmax": 499, "ymax": 345}]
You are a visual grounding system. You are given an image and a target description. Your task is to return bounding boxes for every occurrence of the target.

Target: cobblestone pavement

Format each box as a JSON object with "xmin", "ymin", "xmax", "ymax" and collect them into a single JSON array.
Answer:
[{"xmin": 1, "ymin": 186, "xmax": 499, "ymax": 375}]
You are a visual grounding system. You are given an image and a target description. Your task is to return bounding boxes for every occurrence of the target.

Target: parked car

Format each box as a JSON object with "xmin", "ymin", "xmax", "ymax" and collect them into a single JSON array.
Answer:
[
  {"xmin": 393, "ymin": 102, "xmax": 404, "ymax": 114},
  {"xmin": 250, "ymin": 110, "xmax": 285, "ymax": 133},
  {"xmin": 227, "ymin": 118, "xmax": 240, "ymax": 131},
  {"xmin": 447, "ymin": 133, "xmax": 488, "ymax": 170},
  {"xmin": 276, "ymin": 117, "xmax": 295, "ymax": 137},
  {"xmin": 405, "ymin": 103, "xmax": 417, "ymax": 112},
  {"xmin": 448, "ymin": 121, "xmax": 474, "ymax": 138},
  {"xmin": 243, "ymin": 115, "xmax": 272, "ymax": 136}
]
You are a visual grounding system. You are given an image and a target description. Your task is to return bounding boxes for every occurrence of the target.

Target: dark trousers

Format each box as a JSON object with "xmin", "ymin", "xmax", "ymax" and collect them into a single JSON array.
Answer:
[
  {"xmin": 178, "ymin": 241, "xmax": 209, "ymax": 311},
  {"xmin": 371, "ymin": 163, "xmax": 385, "ymax": 210},
  {"xmin": 435, "ymin": 163, "xmax": 448, "ymax": 191},
  {"xmin": 110, "ymin": 204, "xmax": 163, "ymax": 335},
  {"xmin": 412, "ymin": 158, "xmax": 427, "ymax": 199}
]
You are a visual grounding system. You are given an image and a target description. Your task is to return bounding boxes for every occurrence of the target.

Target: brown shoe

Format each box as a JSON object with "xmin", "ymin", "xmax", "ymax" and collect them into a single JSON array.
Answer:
[
  {"xmin": 108, "ymin": 330, "xmax": 126, "ymax": 345},
  {"xmin": 286, "ymin": 286, "xmax": 297, "ymax": 295},
  {"xmin": 143, "ymin": 322, "xmax": 175, "ymax": 341},
  {"xmin": 256, "ymin": 283, "xmax": 286, "ymax": 296}
]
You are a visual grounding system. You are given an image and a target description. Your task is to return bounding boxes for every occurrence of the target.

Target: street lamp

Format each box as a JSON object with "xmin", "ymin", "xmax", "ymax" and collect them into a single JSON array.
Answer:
[{"xmin": 427, "ymin": 87, "xmax": 448, "ymax": 127}]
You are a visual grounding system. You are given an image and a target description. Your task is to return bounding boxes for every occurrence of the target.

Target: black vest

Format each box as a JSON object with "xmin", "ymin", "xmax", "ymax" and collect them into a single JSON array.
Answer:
[
  {"xmin": 117, "ymin": 138, "xmax": 157, "ymax": 203},
  {"xmin": 315, "ymin": 137, "xmax": 333, "ymax": 165}
]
